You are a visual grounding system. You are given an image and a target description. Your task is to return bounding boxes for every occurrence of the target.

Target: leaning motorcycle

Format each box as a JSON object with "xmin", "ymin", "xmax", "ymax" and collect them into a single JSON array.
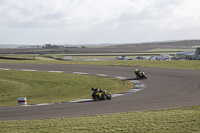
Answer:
[
  {"xmin": 136, "ymin": 71, "xmax": 147, "ymax": 79},
  {"xmin": 92, "ymin": 90, "xmax": 112, "ymax": 101}
]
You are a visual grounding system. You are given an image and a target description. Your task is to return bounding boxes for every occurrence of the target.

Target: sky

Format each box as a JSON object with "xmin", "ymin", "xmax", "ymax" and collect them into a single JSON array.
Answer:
[{"xmin": 0, "ymin": 0, "xmax": 200, "ymax": 45}]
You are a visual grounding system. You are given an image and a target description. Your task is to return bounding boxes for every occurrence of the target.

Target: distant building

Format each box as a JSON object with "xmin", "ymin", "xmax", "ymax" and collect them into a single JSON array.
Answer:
[
  {"xmin": 42, "ymin": 44, "xmax": 61, "ymax": 49},
  {"xmin": 176, "ymin": 51, "xmax": 195, "ymax": 60},
  {"xmin": 136, "ymin": 56, "xmax": 150, "ymax": 60},
  {"xmin": 195, "ymin": 47, "xmax": 200, "ymax": 60},
  {"xmin": 116, "ymin": 56, "xmax": 132, "ymax": 60},
  {"xmin": 66, "ymin": 46, "xmax": 78, "ymax": 48}
]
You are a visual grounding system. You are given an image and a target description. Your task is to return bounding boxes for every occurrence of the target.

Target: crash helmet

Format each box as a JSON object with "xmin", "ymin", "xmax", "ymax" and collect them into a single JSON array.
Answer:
[
  {"xmin": 135, "ymin": 69, "xmax": 138, "ymax": 72},
  {"xmin": 91, "ymin": 87, "xmax": 95, "ymax": 91}
]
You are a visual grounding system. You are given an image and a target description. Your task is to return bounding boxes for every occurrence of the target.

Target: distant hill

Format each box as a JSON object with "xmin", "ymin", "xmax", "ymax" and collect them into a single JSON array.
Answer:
[
  {"xmin": 111, "ymin": 40, "xmax": 200, "ymax": 49},
  {"xmin": 0, "ymin": 40, "xmax": 199, "ymax": 54}
]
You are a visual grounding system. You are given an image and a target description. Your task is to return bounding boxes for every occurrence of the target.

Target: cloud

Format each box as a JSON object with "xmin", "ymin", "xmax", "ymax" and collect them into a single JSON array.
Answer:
[
  {"xmin": 0, "ymin": 0, "xmax": 200, "ymax": 44},
  {"xmin": 0, "ymin": 0, "xmax": 156, "ymax": 29}
]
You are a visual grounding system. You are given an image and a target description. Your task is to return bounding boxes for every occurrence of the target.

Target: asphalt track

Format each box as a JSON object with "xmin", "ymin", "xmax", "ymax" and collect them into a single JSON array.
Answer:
[{"xmin": 0, "ymin": 63, "xmax": 200, "ymax": 121}]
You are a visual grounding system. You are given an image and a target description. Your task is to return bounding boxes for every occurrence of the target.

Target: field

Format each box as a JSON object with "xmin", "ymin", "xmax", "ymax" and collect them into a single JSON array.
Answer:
[
  {"xmin": 0, "ymin": 48, "xmax": 195, "ymax": 60},
  {"xmin": 0, "ymin": 69, "xmax": 133, "ymax": 106},
  {"xmin": 0, "ymin": 47, "xmax": 199, "ymax": 70},
  {"xmin": 0, "ymin": 45, "xmax": 200, "ymax": 132},
  {"xmin": 0, "ymin": 106, "xmax": 199, "ymax": 132},
  {"xmin": 0, "ymin": 58, "xmax": 200, "ymax": 70}
]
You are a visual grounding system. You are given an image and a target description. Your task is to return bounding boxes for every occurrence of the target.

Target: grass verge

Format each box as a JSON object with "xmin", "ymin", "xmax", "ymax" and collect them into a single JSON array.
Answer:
[
  {"xmin": 0, "ymin": 106, "xmax": 199, "ymax": 132},
  {"xmin": 0, "ymin": 59, "xmax": 200, "ymax": 70},
  {"xmin": 0, "ymin": 69, "xmax": 133, "ymax": 106}
]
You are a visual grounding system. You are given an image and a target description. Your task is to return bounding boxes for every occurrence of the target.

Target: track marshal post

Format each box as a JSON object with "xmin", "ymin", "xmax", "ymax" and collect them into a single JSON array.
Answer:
[{"xmin": 18, "ymin": 97, "xmax": 27, "ymax": 105}]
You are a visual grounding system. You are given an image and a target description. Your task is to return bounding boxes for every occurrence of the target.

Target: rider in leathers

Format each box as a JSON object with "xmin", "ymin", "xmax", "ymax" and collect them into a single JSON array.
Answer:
[
  {"xmin": 91, "ymin": 87, "xmax": 105, "ymax": 99},
  {"xmin": 135, "ymin": 69, "xmax": 142, "ymax": 77},
  {"xmin": 91, "ymin": 87, "xmax": 103, "ymax": 95}
]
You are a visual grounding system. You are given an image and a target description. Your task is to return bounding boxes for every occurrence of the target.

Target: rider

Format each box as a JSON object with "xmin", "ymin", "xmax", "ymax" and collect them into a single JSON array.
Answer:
[
  {"xmin": 91, "ymin": 87, "xmax": 105, "ymax": 100},
  {"xmin": 135, "ymin": 69, "xmax": 144, "ymax": 78},
  {"xmin": 91, "ymin": 87, "xmax": 103, "ymax": 95}
]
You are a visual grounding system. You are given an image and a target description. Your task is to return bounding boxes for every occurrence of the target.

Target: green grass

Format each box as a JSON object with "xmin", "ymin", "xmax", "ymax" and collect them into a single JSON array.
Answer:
[
  {"xmin": 0, "ymin": 69, "xmax": 133, "ymax": 106},
  {"xmin": 1, "ymin": 59, "xmax": 200, "ymax": 70},
  {"xmin": 0, "ymin": 53, "xmax": 200, "ymax": 132},
  {"xmin": 0, "ymin": 54, "xmax": 37, "ymax": 60},
  {"xmin": 0, "ymin": 47, "xmax": 196, "ymax": 60},
  {"xmin": 41, "ymin": 52, "xmax": 175, "ymax": 60},
  {"xmin": 0, "ymin": 106, "xmax": 199, "ymax": 132}
]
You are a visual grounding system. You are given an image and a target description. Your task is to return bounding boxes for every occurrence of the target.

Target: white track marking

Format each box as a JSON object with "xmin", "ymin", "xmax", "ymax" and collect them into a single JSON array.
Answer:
[
  {"xmin": 95, "ymin": 74, "xmax": 107, "ymax": 76},
  {"xmin": 115, "ymin": 76, "xmax": 127, "ymax": 79},
  {"xmin": 111, "ymin": 94, "xmax": 124, "ymax": 97},
  {"xmin": 69, "ymin": 99, "xmax": 93, "ymax": 103},
  {"xmin": 47, "ymin": 71, "xmax": 63, "ymax": 73},
  {"xmin": 73, "ymin": 72, "xmax": 89, "ymax": 75},
  {"xmin": 21, "ymin": 69, "xmax": 37, "ymax": 71},
  {"xmin": 0, "ymin": 68, "xmax": 10, "ymax": 70}
]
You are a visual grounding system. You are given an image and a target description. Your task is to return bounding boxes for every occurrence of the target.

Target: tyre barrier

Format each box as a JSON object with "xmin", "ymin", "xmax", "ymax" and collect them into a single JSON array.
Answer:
[{"xmin": 18, "ymin": 97, "xmax": 27, "ymax": 105}]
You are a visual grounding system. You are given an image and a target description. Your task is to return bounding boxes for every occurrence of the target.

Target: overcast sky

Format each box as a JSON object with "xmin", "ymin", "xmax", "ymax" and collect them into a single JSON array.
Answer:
[{"xmin": 0, "ymin": 0, "xmax": 200, "ymax": 45}]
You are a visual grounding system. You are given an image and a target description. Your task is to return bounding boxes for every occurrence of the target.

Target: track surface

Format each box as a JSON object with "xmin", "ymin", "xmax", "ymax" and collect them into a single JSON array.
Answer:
[{"xmin": 0, "ymin": 63, "xmax": 200, "ymax": 121}]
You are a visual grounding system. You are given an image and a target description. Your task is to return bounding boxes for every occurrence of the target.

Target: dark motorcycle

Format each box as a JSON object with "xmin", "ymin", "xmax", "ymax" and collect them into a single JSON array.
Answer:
[
  {"xmin": 136, "ymin": 71, "xmax": 147, "ymax": 79},
  {"xmin": 92, "ymin": 90, "xmax": 112, "ymax": 101}
]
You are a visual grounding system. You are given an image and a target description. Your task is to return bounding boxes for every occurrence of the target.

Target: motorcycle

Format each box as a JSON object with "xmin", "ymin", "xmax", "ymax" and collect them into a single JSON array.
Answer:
[
  {"xmin": 91, "ymin": 89, "xmax": 112, "ymax": 101},
  {"xmin": 136, "ymin": 71, "xmax": 147, "ymax": 79}
]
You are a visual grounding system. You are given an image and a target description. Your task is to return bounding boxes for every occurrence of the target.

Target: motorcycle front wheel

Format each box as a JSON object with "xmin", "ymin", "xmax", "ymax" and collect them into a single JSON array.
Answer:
[
  {"xmin": 92, "ymin": 94, "xmax": 100, "ymax": 101},
  {"xmin": 106, "ymin": 94, "xmax": 112, "ymax": 100}
]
